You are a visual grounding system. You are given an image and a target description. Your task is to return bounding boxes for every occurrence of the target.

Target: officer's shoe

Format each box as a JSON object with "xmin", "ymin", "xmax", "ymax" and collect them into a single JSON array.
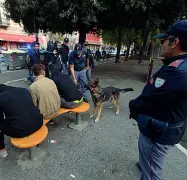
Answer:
[{"xmin": 83, "ymin": 98, "xmax": 89, "ymax": 103}]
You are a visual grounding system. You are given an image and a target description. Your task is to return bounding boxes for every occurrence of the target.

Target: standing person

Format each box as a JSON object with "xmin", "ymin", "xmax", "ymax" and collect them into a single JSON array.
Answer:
[
  {"xmin": 0, "ymin": 84, "xmax": 43, "ymax": 157},
  {"xmin": 26, "ymin": 41, "xmax": 41, "ymax": 83},
  {"xmin": 59, "ymin": 38, "xmax": 69, "ymax": 74},
  {"xmin": 29, "ymin": 64, "xmax": 60, "ymax": 119},
  {"xmin": 47, "ymin": 41, "xmax": 53, "ymax": 52},
  {"xmin": 129, "ymin": 20, "xmax": 187, "ymax": 180},
  {"xmin": 102, "ymin": 49, "xmax": 106, "ymax": 61},
  {"xmin": 86, "ymin": 48, "xmax": 95, "ymax": 85},
  {"xmin": 51, "ymin": 48, "xmax": 62, "ymax": 72},
  {"xmin": 95, "ymin": 48, "xmax": 101, "ymax": 61},
  {"xmin": 69, "ymin": 43, "xmax": 89, "ymax": 102}
]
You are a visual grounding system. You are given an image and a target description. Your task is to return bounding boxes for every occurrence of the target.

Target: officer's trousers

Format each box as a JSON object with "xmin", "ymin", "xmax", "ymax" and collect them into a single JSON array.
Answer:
[
  {"xmin": 139, "ymin": 133, "xmax": 173, "ymax": 180},
  {"xmin": 74, "ymin": 69, "xmax": 87, "ymax": 99}
]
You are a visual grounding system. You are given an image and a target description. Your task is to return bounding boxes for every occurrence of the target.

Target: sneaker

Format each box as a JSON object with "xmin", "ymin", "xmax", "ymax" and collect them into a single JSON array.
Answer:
[{"xmin": 0, "ymin": 149, "xmax": 8, "ymax": 158}]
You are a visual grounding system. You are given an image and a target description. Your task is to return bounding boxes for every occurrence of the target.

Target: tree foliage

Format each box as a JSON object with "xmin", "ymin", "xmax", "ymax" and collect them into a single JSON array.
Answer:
[
  {"xmin": 4, "ymin": 0, "xmax": 187, "ymax": 58},
  {"xmin": 4, "ymin": 0, "xmax": 101, "ymax": 44}
]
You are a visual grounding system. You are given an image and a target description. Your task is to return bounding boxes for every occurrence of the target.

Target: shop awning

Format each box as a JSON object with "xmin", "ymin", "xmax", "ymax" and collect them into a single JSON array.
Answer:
[
  {"xmin": 0, "ymin": 33, "xmax": 44, "ymax": 43},
  {"xmin": 86, "ymin": 33, "xmax": 101, "ymax": 45}
]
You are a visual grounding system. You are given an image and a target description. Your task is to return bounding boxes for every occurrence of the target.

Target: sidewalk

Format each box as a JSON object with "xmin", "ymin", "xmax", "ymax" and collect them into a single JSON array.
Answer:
[{"xmin": 0, "ymin": 59, "xmax": 187, "ymax": 180}]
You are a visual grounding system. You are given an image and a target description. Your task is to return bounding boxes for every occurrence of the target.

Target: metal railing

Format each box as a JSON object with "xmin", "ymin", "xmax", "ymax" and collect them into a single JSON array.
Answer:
[{"xmin": 0, "ymin": 18, "xmax": 10, "ymax": 26}]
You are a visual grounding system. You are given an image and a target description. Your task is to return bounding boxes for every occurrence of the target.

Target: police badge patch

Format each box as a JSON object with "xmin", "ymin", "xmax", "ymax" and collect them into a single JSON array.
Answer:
[{"xmin": 155, "ymin": 77, "xmax": 165, "ymax": 88}]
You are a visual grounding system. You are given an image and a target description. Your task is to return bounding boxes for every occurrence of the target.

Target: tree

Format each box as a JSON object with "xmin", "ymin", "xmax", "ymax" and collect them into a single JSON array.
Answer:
[
  {"xmin": 4, "ymin": 0, "xmax": 101, "ymax": 44},
  {"xmin": 137, "ymin": 0, "xmax": 187, "ymax": 63},
  {"xmin": 97, "ymin": 0, "xmax": 151, "ymax": 63}
]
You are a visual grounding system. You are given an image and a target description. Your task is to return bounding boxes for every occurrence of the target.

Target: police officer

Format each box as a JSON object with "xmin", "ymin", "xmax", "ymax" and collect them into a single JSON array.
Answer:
[
  {"xmin": 129, "ymin": 20, "xmax": 187, "ymax": 180},
  {"xmin": 59, "ymin": 38, "xmax": 70, "ymax": 74},
  {"xmin": 86, "ymin": 48, "xmax": 95, "ymax": 85},
  {"xmin": 69, "ymin": 43, "xmax": 89, "ymax": 102},
  {"xmin": 26, "ymin": 41, "xmax": 40, "ymax": 83}
]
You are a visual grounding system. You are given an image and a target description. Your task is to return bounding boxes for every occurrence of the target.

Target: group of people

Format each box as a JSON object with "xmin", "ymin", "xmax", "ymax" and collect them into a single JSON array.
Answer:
[
  {"xmin": 26, "ymin": 38, "xmax": 95, "ymax": 102},
  {"xmin": 0, "ymin": 38, "xmax": 95, "ymax": 158}
]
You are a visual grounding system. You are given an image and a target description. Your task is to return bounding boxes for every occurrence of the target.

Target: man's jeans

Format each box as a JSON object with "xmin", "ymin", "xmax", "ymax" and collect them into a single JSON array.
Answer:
[
  {"xmin": 74, "ymin": 69, "xmax": 87, "ymax": 99},
  {"xmin": 62, "ymin": 62, "xmax": 68, "ymax": 75},
  {"xmin": 27, "ymin": 69, "xmax": 34, "ymax": 83},
  {"xmin": 86, "ymin": 67, "xmax": 92, "ymax": 85}
]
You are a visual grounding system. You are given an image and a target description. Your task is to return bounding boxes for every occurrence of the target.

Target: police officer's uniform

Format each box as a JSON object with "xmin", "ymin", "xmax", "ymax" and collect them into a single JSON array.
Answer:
[
  {"xmin": 68, "ymin": 44, "xmax": 88, "ymax": 100},
  {"xmin": 129, "ymin": 20, "xmax": 187, "ymax": 180}
]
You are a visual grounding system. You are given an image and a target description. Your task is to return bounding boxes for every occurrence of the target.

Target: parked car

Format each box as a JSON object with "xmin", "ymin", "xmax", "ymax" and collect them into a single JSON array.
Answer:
[{"xmin": 110, "ymin": 50, "xmax": 124, "ymax": 56}]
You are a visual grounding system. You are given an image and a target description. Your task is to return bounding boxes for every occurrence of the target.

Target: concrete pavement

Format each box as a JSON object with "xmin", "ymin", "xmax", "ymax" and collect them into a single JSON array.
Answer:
[{"xmin": 0, "ymin": 59, "xmax": 187, "ymax": 180}]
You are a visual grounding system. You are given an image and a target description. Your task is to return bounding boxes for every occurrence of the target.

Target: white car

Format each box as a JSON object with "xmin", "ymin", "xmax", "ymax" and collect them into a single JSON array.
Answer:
[{"xmin": 110, "ymin": 50, "xmax": 124, "ymax": 55}]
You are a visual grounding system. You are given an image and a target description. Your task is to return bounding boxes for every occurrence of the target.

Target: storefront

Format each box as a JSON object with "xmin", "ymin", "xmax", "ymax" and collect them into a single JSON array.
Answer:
[
  {"xmin": 0, "ymin": 33, "xmax": 44, "ymax": 51},
  {"xmin": 85, "ymin": 33, "xmax": 102, "ymax": 51}
]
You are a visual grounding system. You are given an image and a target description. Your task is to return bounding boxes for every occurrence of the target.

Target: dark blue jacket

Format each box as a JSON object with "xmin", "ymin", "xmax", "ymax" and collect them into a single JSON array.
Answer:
[
  {"xmin": 129, "ymin": 54, "xmax": 187, "ymax": 145},
  {"xmin": 27, "ymin": 49, "xmax": 41, "ymax": 67},
  {"xmin": 68, "ymin": 49, "xmax": 87, "ymax": 71},
  {"xmin": 59, "ymin": 44, "xmax": 69, "ymax": 63}
]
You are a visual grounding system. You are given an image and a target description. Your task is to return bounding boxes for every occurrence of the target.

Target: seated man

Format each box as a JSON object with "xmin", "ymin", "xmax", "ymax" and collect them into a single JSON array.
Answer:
[
  {"xmin": 0, "ymin": 84, "xmax": 43, "ymax": 158},
  {"xmin": 50, "ymin": 65, "xmax": 83, "ymax": 109},
  {"xmin": 30, "ymin": 64, "xmax": 61, "ymax": 119}
]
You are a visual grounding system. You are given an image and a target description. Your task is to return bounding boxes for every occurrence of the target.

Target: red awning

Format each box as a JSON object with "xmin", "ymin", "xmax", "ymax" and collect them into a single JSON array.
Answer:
[
  {"xmin": 86, "ymin": 33, "xmax": 101, "ymax": 44},
  {"xmin": 0, "ymin": 33, "xmax": 44, "ymax": 43}
]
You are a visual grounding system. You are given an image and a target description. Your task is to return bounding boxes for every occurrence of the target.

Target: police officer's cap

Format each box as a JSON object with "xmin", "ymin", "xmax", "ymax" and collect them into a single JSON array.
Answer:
[
  {"xmin": 153, "ymin": 20, "xmax": 187, "ymax": 39},
  {"xmin": 64, "ymin": 38, "xmax": 69, "ymax": 43},
  {"xmin": 74, "ymin": 43, "xmax": 82, "ymax": 55}
]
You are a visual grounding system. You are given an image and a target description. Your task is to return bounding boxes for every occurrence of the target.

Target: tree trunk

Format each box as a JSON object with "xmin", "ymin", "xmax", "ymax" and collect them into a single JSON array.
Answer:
[
  {"xmin": 115, "ymin": 27, "xmax": 122, "ymax": 63},
  {"xmin": 147, "ymin": 41, "xmax": 153, "ymax": 57},
  {"xmin": 138, "ymin": 28, "xmax": 150, "ymax": 64},
  {"xmin": 79, "ymin": 29, "xmax": 87, "ymax": 46},
  {"xmin": 35, "ymin": 33, "xmax": 39, "ymax": 42},
  {"xmin": 134, "ymin": 40, "xmax": 137, "ymax": 55},
  {"xmin": 125, "ymin": 43, "xmax": 131, "ymax": 60}
]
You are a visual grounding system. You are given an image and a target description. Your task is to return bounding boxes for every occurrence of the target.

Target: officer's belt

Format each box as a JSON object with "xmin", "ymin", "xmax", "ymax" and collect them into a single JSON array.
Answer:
[
  {"xmin": 74, "ymin": 67, "xmax": 84, "ymax": 71},
  {"xmin": 136, "ymin": 114, "xmax": 186, "ymax": 132},
  {"xmin": 73, "ymin": 97, "xmax": 83, "ymax": 103}
]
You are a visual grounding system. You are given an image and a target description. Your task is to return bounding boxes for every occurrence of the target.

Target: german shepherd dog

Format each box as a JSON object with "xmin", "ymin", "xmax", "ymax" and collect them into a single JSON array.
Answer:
[{"xmin": 87, "ymin": 78, "xmax": 133, "ymax": 122}]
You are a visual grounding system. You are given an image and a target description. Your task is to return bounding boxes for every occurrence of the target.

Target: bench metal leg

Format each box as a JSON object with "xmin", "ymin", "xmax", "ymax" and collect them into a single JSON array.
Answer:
[
  {"xmin": 28, "ymin": 147, "xmax": 37, "ymax": 160},
  {"xmin": 69, "ymin": 113, "xmax": 88, "ymax": 131},
  {"xmin": 76, "ymin": 113, "xmax": 81, "ymax": 125}
]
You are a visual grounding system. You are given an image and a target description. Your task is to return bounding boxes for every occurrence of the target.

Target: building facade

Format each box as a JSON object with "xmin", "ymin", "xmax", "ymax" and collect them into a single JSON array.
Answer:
[
  {"xmin": 0, "ymin": 0, "xmax": 102, "ymax": 51},
  {"xmin": 0, "ymin": 0, "xmax": 46, "ymax": 51}
]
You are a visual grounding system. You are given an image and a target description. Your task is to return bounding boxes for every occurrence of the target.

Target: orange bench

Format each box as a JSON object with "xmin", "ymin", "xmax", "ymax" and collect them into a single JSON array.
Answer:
[
  {"xmin": 10, "ymin": 102, "xmax": 89, "ymax": 160},
  {"xmin": 44, "ymin": 102, "xmax": 90, "ymax": 131},
  {"xmin": 11, "ymin": 125, "xmax": 48, "ymax": 160}
]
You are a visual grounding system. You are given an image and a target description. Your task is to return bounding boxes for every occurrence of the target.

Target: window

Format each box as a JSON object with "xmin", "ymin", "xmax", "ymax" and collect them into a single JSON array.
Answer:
[
  {"xmin": 10, "ymin": 42, "xmax": 18, "ymax": 50},
  {"xmin": 18, "ymin": 42, "xmax": 28, "ymax": 48},
  {"xmin": 0, "ymin": 41, "xmax": 8, "ymax": 51}
]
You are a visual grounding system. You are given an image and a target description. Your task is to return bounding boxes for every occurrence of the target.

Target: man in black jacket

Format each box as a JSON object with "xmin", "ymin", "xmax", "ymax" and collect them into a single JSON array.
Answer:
[
  {"xmin": 59, "ymin": 38, "xmax": 69, "ymax": 74},
  {"xmin": 0, "ymin": 84, "xmax": 43, "ymax": 158},
  {"xmin": 50, "ymin": 65, "xmax": 83, "ymax": 108}
]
